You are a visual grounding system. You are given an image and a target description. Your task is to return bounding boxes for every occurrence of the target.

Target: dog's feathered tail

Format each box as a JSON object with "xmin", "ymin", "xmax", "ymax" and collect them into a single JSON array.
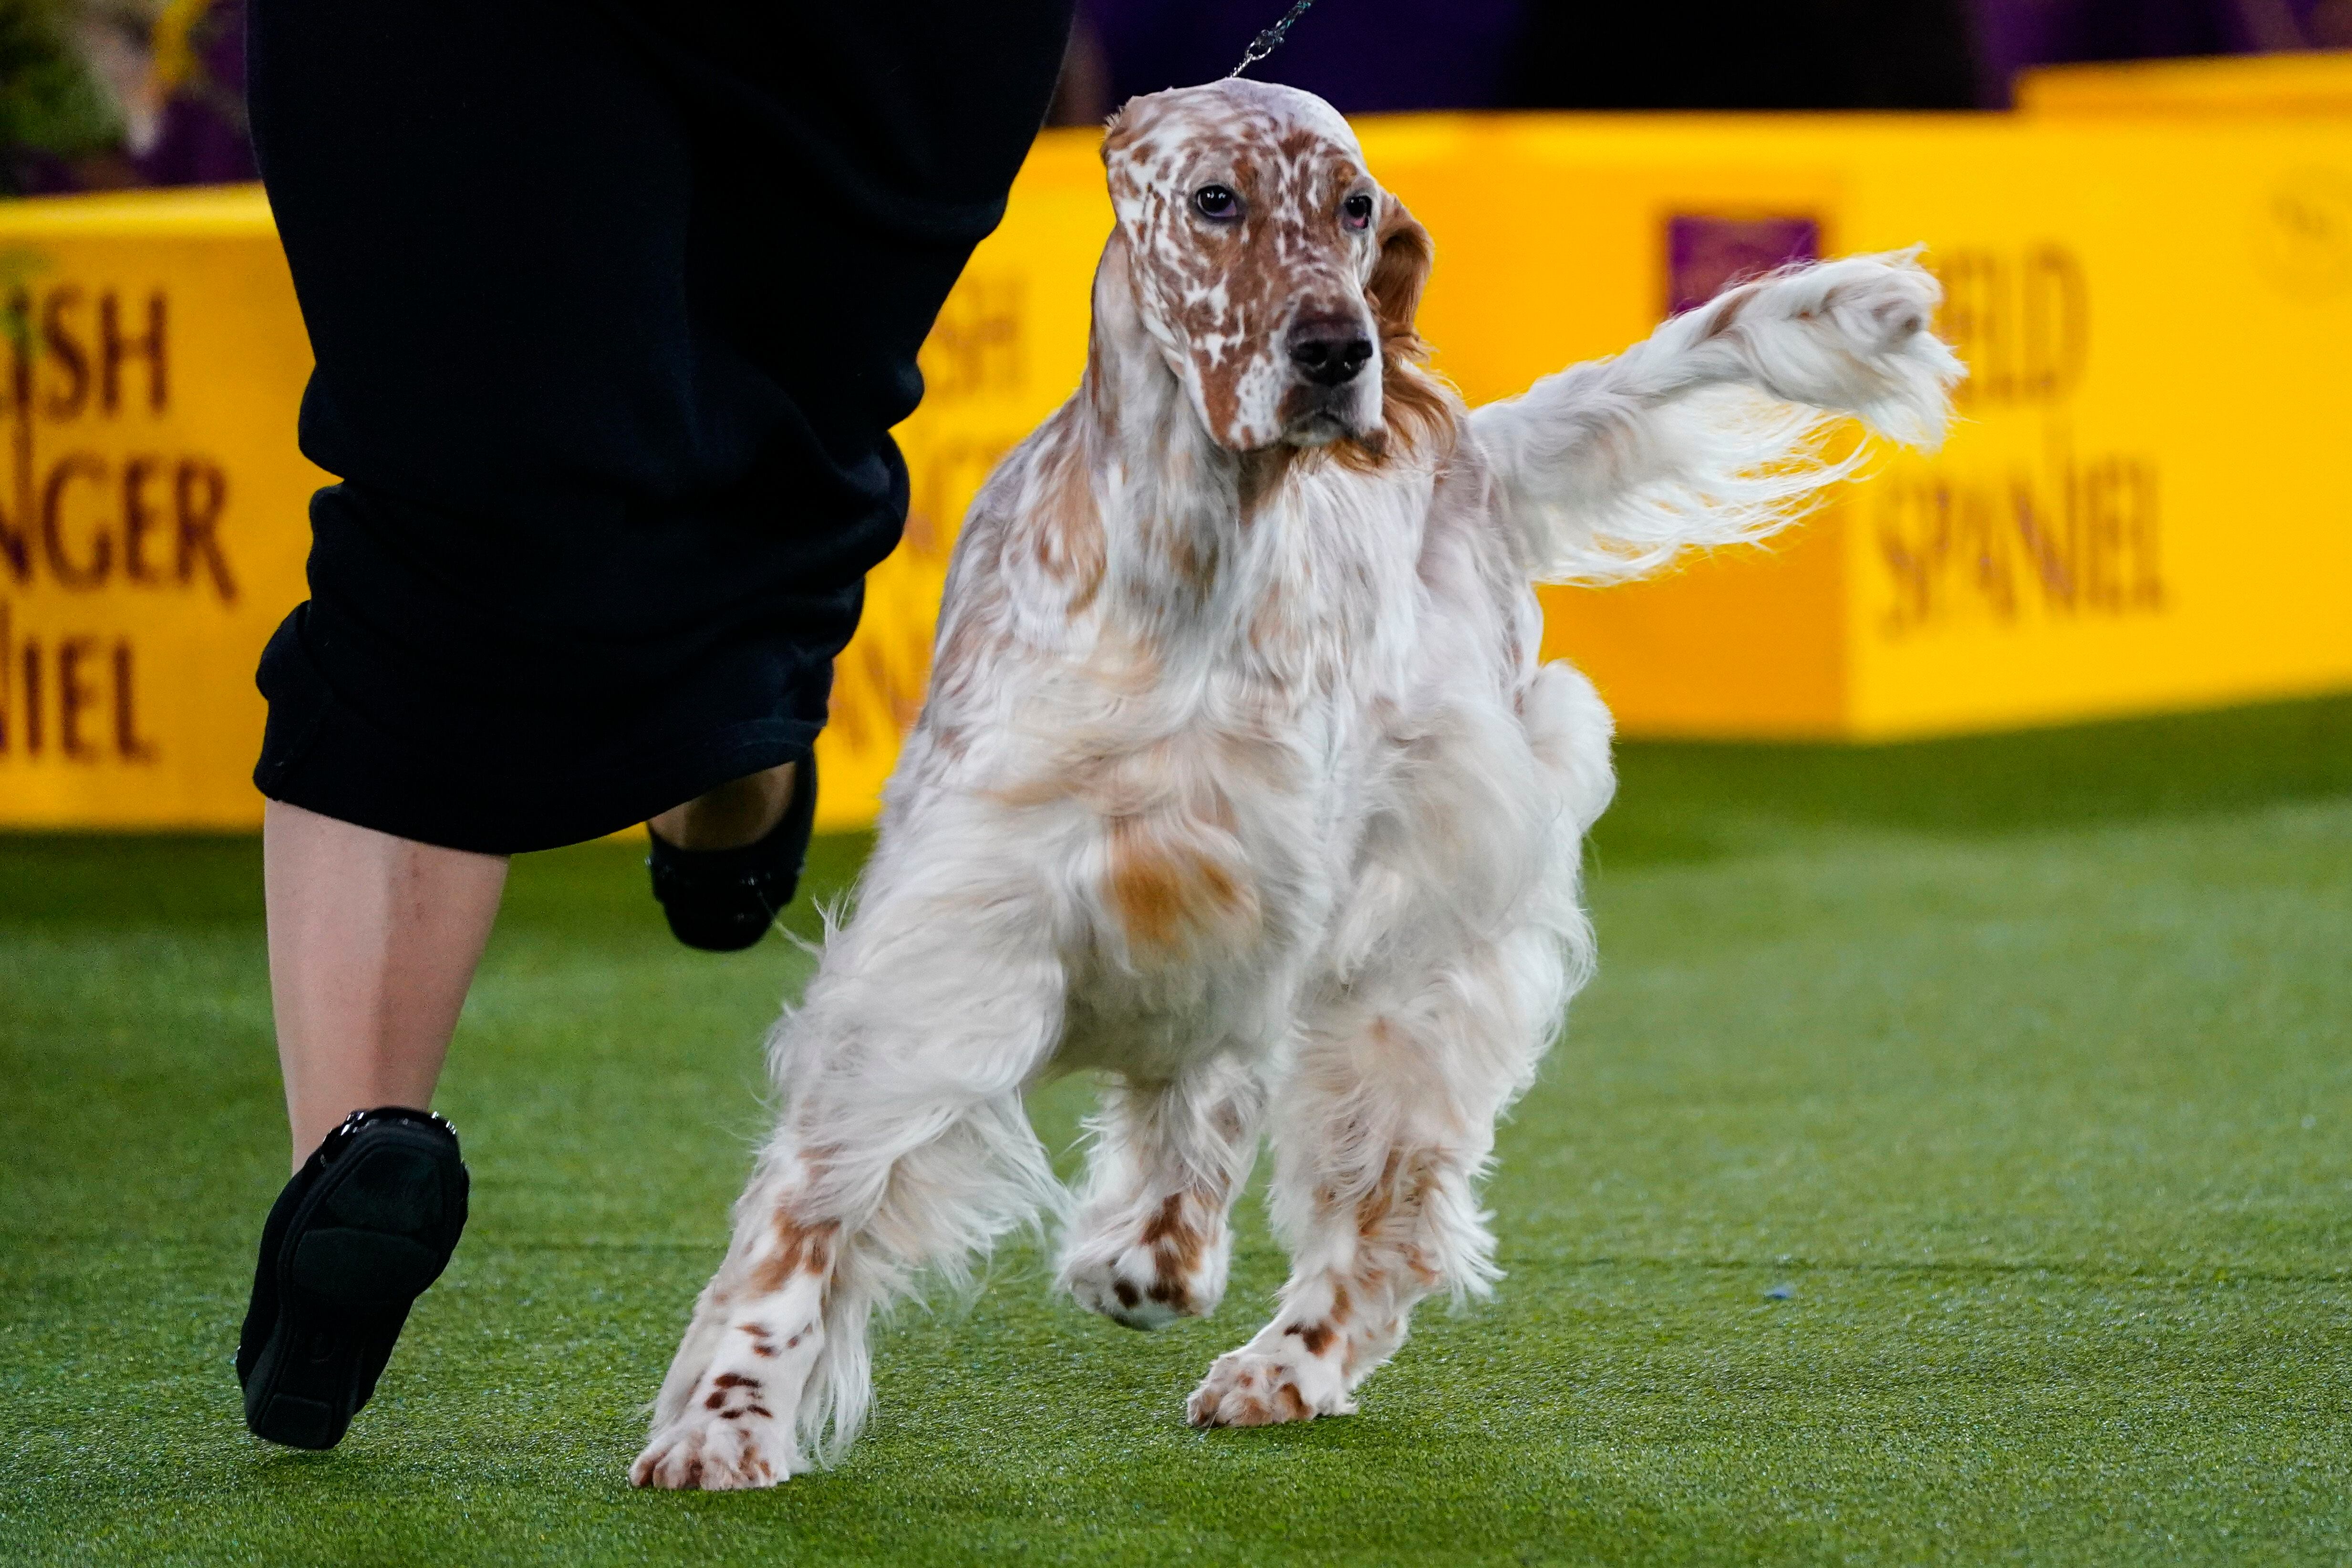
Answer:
[{"xmin": 1468, "ymin": 249, "xmax": 1964, "ymax": 586}]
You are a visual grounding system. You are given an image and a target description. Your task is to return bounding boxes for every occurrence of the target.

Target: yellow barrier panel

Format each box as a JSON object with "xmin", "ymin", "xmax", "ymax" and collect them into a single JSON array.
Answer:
[
  {"xmin": 0, "ymin": 187, "xmax": 322, "ymax": 829},
  {"xmin": 6, "ymin": 112, "xmax": 2352, "ymax": 833},
  {"xmin": 2018, "ymin": 50, "xmax": 2352, "ymax": 116},
  {"xmin": 849, "ymin": 114, "xmax": 2352, "ymax": 793}
]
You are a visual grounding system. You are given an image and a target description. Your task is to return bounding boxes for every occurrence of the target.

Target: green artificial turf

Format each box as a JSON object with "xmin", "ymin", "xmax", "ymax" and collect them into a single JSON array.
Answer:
[{"xmin": 4, "ymin": 696, "xmax": 2350, "ymax": 1566}]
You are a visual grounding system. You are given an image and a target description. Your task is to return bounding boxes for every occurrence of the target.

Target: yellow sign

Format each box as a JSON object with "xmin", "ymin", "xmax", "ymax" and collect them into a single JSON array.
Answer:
[
  {"xmin": 0, "ymin": 187, "xmax": 321, "ymax": 828},
  {"xmin": 6, "ymin": 112, "xmax": 2352, "ymax": 832},
  {"xmin": 2017, "ymin": 51, "xmax": 2352, "ymax": 117},
  {"xmin": 852, "ymin": 114, "xmax": 2352, "ymax": 783}
]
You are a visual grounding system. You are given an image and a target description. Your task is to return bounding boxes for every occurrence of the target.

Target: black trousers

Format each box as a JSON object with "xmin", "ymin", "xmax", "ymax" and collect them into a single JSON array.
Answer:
[{"xmin": 247, "ymin": 0, "xmax": 1073, "ymax": 853}]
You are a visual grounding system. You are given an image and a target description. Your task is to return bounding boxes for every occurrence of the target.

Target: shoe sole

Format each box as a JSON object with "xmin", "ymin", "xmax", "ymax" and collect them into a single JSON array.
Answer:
[{"xmin": 242, "ymin": 1122, "xmax": 466, "ymax": 1449}]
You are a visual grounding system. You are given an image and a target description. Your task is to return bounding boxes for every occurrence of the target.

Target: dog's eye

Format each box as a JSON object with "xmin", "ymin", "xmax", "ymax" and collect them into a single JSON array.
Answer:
[
  {"xmin": 1343, "ymin": 192, "xmax": 1375, "ymax": 230},
  {"xmin": 1193, "ymin": 184, "xmax": 1239, "ymax": 221}
]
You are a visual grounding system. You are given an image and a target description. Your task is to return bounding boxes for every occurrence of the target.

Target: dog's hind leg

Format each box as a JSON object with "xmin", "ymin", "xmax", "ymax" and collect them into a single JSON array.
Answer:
[
  {"xmin": 1057, "ymin": 1055, "xmax": 1264, "ymax": 1330},
  {"xmin": 632, "ymin": 871, "xmax": 1068, "ymax": 1490},
  {"xmin": 1185, "ymin": 927, "xmax": 1567, "ymax": 1427}
]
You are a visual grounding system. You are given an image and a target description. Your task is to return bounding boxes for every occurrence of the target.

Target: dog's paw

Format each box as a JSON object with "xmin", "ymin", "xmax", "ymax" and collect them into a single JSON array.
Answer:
[
  {"xmin": 1061, "ymin": 1192, "xmax": 1228, "ymax": 1331},
  {"xmin": 630, "ymin": 1375, "xmax": 790, "ymax": 1491},
  {"xmin": 1742, "ymin": 251, "xmax": 1940, "ymax": 358},
  {"xmin": 1733, "ymin": 251, "xmax": 1959, "ymax": 446},
  {"xmin": 1826, "ymin": 260, "xmax": 1938, "ymax": 355},
  {"xmin": 1186, "ymin": 1344, "xmax": 1353, "ymax": 1428}
]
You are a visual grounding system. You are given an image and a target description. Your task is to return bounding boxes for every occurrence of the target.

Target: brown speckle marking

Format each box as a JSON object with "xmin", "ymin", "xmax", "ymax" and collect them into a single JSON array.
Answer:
[
  {"xmin": 1113, "ymin": 1280, "xmax": 1141, "ymax": 1309},
  {"xmin": 1028, "ymin": 420, "xmax": 1106, "ymax": 610},
  {"xmin": 1140, "ymin": 1193, "xmax": 1187, "ymax": 1247},
  {"xmin": 1140, "ymin": 1190, "xmax": 1217, "ymax": 1310},
  {"xmin": 747, "ymin": 1215, "xmax": 839, "ymax": 1296},
  {"xmin": 1274, "ymin": 1382, "xmax": 1311, "ymax": 1422},
  {"xmin": 1356, "ymin": 1148, "xmax": 1443, "ymax": 1241},
  {"xmin": 1702, "ymin": 284, "xmax": 1753, "ymax": 340},
  {"xmin": 1169, "ymin": 529, "xmax": 1219, "ymax": 594},
  {"xmin": 1105, "ymin": 818, "xmax": 1251, "ymax": 949},
  {"xmin": 1104, "ymin": 817, "xmax": 1249, "ymax": 952},
  {"xmin": 1236, "ymin": 446, "xmax": 1300, "ymax": 526}
]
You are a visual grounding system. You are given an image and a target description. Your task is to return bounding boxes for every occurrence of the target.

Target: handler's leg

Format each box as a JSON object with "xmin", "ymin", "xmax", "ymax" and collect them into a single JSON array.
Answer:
[
  {"xmin": 269, "ymin": 754, "xmax": 806, "ymax": 1164},
  {"xmin": 264, "ymin": 802, "xmax": 508, "ymax": 1167},
  {"xmin": 240, "ymin": 809, "xmax": 499, "ymax": 1450},
  {"xmin": 650, "ymin": 760, "xmax": 798, "ymax": 853}
]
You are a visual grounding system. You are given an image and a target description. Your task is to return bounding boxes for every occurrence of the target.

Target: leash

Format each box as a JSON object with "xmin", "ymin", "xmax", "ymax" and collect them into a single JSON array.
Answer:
[{"xmin": 1229, "ymin": 0, "xmax": 1319, "ymax": 78}]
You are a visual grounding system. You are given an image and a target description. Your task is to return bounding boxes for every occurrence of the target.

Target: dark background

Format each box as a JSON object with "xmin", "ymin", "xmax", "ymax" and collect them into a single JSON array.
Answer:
[{"xmin": 7, "ymin": 0, "xmax": 2352, "ymax": 196}]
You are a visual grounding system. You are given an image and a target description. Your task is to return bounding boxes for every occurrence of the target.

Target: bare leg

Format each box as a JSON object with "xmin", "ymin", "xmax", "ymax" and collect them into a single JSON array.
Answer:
[
  {"xmin": 263, "ymin": 800, "xmax": 509, "ymax": 1167},
  {"xmin": 649, "ymin": 760, "xmax": 797, "ymax": 851},
  {"xmin": 265, "ymin": 761, "xmax": 802, "ymax": 1165}
]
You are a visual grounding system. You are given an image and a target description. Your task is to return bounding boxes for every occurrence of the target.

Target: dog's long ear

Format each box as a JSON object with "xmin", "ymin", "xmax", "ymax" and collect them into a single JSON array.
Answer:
[
  {"xmin": 1352, "ymin": 194, "xmax": 1453, "ymax": 465},
  {"xmin": 1366, "ymin": 196, "xmax": 1433, "ymax": 349}
]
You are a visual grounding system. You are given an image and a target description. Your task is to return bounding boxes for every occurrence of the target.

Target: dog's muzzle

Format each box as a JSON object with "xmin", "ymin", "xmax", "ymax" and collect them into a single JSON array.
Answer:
[
  {"xmin": 1288, "ymin": 319, "xmax": 1374, "ymax": 388},
  {"xmin": 1281, "ymin": 315, "xmax": 1379, "ymax": 444}
]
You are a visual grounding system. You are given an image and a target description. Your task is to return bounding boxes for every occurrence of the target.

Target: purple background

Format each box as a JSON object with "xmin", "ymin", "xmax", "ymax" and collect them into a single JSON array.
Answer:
[{"xmin": 1667, "ymin": 217, "xmax": 1824, "ymax": 317}]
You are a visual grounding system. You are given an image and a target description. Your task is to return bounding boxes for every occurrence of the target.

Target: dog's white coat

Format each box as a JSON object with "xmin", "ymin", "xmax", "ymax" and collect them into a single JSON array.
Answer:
[{"xmin": 632, "ymin": 81, "xmax": 1960, "ymax": 1489}]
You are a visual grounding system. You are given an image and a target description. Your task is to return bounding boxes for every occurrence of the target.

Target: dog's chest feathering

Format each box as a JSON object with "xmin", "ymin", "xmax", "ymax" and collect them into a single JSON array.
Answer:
[
  {"xmin": 896, "ymin": 391, "xmax": 1536, "ymax": 1074},
  {"xmin": 858, "ymin": 78, "xmax": 1618, "ymax": 1075}
]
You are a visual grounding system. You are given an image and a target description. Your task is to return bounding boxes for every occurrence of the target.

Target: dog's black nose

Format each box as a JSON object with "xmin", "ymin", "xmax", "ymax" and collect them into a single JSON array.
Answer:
[{"xmin": 1288, "ymin": 321, "xmax": 1375, "ymax": 387}]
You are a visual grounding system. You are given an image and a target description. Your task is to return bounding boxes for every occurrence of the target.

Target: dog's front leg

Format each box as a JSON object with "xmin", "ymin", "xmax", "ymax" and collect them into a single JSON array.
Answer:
[
  {"xmin": 1057, "ymin": 1055, "xmax": 1264, "ymax": 1329},
  {"xmin": 1469, "ymin": 249, "xmax": 1962, "ymax": 583},
  {"xmin": 1186, "ymin": 932, "xmax": 1564, "ymax": 1428},
  {"xmin": 1185, "ymin": 1122, "xmax": 1473, "ymax": 1431},
  {"xmin": 633, "ymin": 853, "xmax": 1070, "ymax": 1488},
  {"xmin": 632, "ymin": 1160, "xmax": 837, "ymax": 1490}
]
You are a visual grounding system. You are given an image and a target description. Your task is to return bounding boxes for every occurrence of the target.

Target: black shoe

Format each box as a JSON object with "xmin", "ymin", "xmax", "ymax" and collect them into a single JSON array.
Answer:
[
  {"xmin": 237, "ymin": 1107, "xmax": 469, "ymax": 1450},
  {"xmin": 646, "ymin": 752, "xmax": 818, "ymax": 952}
]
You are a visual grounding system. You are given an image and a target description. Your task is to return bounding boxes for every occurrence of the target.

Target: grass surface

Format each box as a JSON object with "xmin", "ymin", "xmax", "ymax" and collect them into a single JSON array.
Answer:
[{"xmin": 5, "ymin": 697, "xmax": 2350, "ymax": 1566}]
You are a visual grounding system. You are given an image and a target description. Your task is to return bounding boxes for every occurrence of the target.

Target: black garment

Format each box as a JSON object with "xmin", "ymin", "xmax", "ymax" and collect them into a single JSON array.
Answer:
[{"xmin": 247, "ymin": 0, "xmax": 1074, "ymax": 853}]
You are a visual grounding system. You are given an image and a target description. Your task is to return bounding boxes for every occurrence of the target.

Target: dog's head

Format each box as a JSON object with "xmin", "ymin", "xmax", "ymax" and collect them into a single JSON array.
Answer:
[{"xmin": 1099, "ymin": 79, "xmax": 1432, "ymax": 454}]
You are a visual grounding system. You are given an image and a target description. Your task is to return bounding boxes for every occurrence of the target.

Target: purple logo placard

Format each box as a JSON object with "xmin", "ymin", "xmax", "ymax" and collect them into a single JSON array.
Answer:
[{"xmin": 1667, "ymin": 215, "xmax": 1822, "ymax": 316}]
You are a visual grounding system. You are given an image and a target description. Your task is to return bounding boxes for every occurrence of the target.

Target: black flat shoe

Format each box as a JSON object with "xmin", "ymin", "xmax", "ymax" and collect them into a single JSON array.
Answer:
[
  {"xmin": 647, "ymin": 752, "xmax": 818, "ymax": 952},
  {"xmin": 237, "ymin": 1107, "xmax": 468, "ymax": 1450}
]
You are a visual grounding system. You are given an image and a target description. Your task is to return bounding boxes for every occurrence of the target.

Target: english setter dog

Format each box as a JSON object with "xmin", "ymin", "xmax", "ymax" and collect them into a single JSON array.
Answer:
[{"xmin": 633, "ymin": 79, "xmax": 1959, "ymax": 1489}]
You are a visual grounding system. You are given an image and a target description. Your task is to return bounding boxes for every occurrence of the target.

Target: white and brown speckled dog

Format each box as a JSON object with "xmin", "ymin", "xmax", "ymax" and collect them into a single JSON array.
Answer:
[{"xmin": 632, "ymin": 80, "xmax": 1960, "ymax": 1490}]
